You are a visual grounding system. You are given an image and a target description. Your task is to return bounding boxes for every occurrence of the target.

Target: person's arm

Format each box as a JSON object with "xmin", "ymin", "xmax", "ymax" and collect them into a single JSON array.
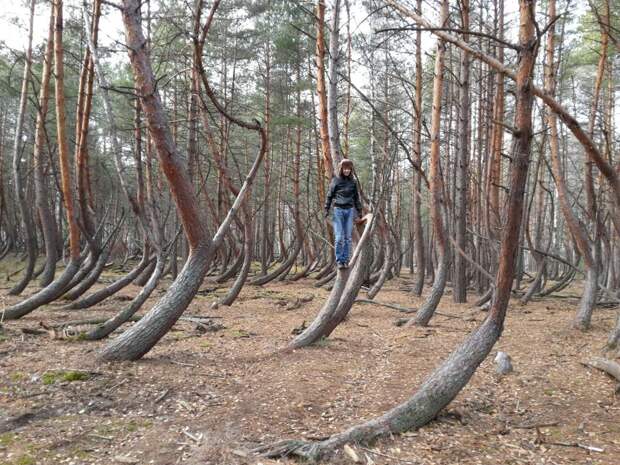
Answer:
[{"xmin": 324, "ymin": 177, "xmax": 336, "ymax": 216}]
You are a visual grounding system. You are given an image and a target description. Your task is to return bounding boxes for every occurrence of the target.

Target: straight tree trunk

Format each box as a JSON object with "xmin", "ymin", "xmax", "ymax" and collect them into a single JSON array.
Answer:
[
  {"xmin": 411, "ymin": 0, "xmax": 425, "ymax": 296},
  {"xmin": 327, "ymin": 0, "xmax": 343, "ymax": 166},
  {"xmin": 487, "ymin": 0, "xmax": 504, "ymax": 237},
  {"xmin": 453, "ymin": 0, "xmax": 470, "ymax": 303}
]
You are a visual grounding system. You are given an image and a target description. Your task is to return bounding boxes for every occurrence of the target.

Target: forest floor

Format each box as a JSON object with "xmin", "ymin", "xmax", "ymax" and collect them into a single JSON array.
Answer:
[{"xmin": 1, "ymin": 264, "xmax": 619, "ymax": 465}]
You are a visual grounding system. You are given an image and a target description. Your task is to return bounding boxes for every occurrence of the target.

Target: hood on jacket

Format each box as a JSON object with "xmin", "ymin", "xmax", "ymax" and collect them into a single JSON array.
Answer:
[{"xmin": 337, "ymin": 158, "xmax": 354, "ymax": 178}]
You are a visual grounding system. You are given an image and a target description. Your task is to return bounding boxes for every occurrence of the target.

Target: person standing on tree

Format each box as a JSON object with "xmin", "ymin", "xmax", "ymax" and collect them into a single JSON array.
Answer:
[{"xmin": 324, "ymin": 158, "xmax": 363, "ymax": 269}]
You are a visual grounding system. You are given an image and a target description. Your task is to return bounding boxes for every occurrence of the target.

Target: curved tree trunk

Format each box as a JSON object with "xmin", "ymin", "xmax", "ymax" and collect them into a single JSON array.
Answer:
[
  {"xmin": 85, "ymin": 254, "xmax": 165, "ymax": 340},
  {"xmin": 217, "ymin": 203, "xmax": 254, "ymax": 306},
  {"xmin": 538, "ymin": 267, "xmax": 575, "ymax": 297},
  {"xmin": 315, "ymin": 257, "xmax": 336, "ymax": 280},
  {"xmin": 99, "ymin": 246, "xmax": 209, "ymax": 360},
  {"xmin": 215, "ymin": 245, "xmax": 243, "ymax": 283},
  {"xmin": 288, "ymin": 215, "xmax": 374, "ymax": 350},
  {"xmin": 2, "ymin": 0, "xmax": 82, "ymax": 319},
  {"xmin": 8, "ymin": 0, "xmax": 37, "ymax": 296},
  {"xmin": 367, "ymin": 227, "xmax": 392, "ymax": 299},
  {"xmin": 250, "ymin": 239, "xmax": 302, "ymax": 286},
  {"xmin": 411, "ymin": 250, "xmax": 449, "ymax": 325},
  {"xmin": 315, "ymin": 269, "xmax": 336, "ymax": 288},
  {"xmin": 62, "ymin": 250, "xmax": 100, "ymax": 295},
  {"xmin": 405, "ymin": 0, "xmax": 449, "ymax": 327},
  {"xmin": 100, "ymin": 0, "xmax": 265, "ymax": 360},
  {"xmin": 99, "ymin": 0, "xmax": 212, "ymax": 361},
  {"xmin": 66, "ymin": 251, "xmax": 151, "ymax": 310},
  {"xmin": 520, "ymin": 258, "xmax": 545, "ymax": 305},
  {"xmin": 34, "ymin": 11, "xmax": 59, "ymax": 288},
  {"xmin": 1, "ymin": 261, "xmax": 81, "ymax": 320},
  {"xmin": 257, "ymin": 2, "xmax": 537, "ymax": 459},
  {"xmin": 62, "ymin": 246, "xmax": 111, "ymax": 301},
  {"xmin": 541, "ymin": 0, "xmax": 596, "ymax": 330}
]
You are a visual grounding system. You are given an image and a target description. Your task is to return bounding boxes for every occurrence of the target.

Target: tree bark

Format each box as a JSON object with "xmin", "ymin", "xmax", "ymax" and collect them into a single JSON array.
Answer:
[
  {"xmin": 288, "ymin": 215, "xmax": 374, "ymax": 350},
  {"xmin": 411, "ymin": 0, "xmax": 449, "ymax": 326},
  {"xmin": 487, "ymin": 0, "xmax": 504, "ymax": 237},
  {"xmin": 257, "ymin": 2, "xmax": 537, "ymax": 459},
  {"xmin": 66, "ymin": 250, "xmax": 151, "ymax": 310},
  {"xmin": 327, "ymin": 0, "xmax": 343, "ymax": 166},
  {"xmin": 384, "ymin": 0, "xmax": 620, "ymax": 212},
  {"xmin": 453, "ymin": 0, "xmax": 470, "ymax": 303},
  {"xmin": 8, "ymin": 0, "xmax": 37, "ymax": 296},
  {"xmin": 1, "ymin": 0, "xmax": 83, "ymax": 320},
  {"xmin": 100, "ymin": 0, "xmax": 212, "ymax": 361},
  {"xmin": 85, "ymin": 254, "xmax": 165, "ymax": 340},
  {"xmin": 34, "ymin": 11, "xmax": 59, "ymax": 288},
  {"xmin": 411, "ymin": 0, "xmax": 425, "ymax": 296},
  {"xmin": 100, "ymin": 0, "xmax": 266, "ymax": 360}
]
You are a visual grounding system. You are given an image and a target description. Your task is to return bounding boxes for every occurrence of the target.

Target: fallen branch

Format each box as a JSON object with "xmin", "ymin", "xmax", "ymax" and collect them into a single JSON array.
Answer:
[
  {"xmin": 581, "ymin": 357, "xmax": 620, "ymax": 384},
  {"xmin": 544, "ymin": 441, "xmax": 604, "ymax": 453},
  {"xmin": 512, "ymin": 421, "xmax": 559, "ymax": 429},
  {"xmin": 354, "ymin": 299, "xmax": 462, "ymax": 320},
  {"xmin": 359, "ymin": 446, "xmax": 417, "ymax": 464}
]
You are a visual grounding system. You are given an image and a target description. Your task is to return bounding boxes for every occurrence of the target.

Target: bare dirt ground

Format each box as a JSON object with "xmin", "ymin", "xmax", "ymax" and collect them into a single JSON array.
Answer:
[{"xmin": 1, "ymin": 267, "xmax": 619, "ymax": 465}]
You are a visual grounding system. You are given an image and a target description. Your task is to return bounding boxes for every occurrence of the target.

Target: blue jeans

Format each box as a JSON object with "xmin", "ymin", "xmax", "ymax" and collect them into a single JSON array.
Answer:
[{"xmin": 333, "ymin": 207, "xmax": 355, "ymax": 264}]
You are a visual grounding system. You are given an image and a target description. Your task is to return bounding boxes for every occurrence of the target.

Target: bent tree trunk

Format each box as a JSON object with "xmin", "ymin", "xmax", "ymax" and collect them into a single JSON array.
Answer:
[
  {"xmin": 99, "ymin": 0, "xmax": 212, "ymax": 361},
  {"xmin": 85, "ymin": 254, "xmax": 166, "ymax": 340},
  {"xmin": 1, "ymin": 262, "xmax": 81, "ymax": 320},
  {"xmin": 405, "ymin": 0, "xmax": 449, "ymax": 327},
  {"xmin": 34, "ymin": 12, "xmax": 59, "ymax": 288},
  {"xmin": 217, "ymin": 202, "xmax": 254, "ymax": 307},
  {"xmin": 288, "ymin": 215, "xmax": 374, "ymax": 350},
  {"xmin": 9, "ymin": 0, "xmax": 37, "ymax": 296},
  {"xmin": 256, "ymin": 2, "xmax": 537, "ymax": 460},
  {"xmin": 608, "ymin": 312, "xmax": 620, "ymax": 351},
  {"xmin": 2, "ymin": 0, "xmax": 82, "ymax": 319},
  {"xmin": 62, "ymin": 246, "xmax": 111, "ymax": 301},
  {"xmin": 367, "ymin": 223, "xmax": 392, "ymax": 299},
  {"xmin": 62, "ymin": 217, "xmax": 124, "ymax": 301},
  {"xmin": 66, "ymin": 251, "xmax": 151, "ymax": 310},
  {"xmin": 101, "ymin": 0, "xmax": 265, "ymax": 361},
  {"xmin": 541, "ymin": 0, "xmax": 597, "ymax": 330}
]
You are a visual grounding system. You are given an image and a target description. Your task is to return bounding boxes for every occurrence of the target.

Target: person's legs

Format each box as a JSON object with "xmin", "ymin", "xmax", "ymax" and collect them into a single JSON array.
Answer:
[
  {"xmin": 333, "ymin": 207, "xmax": 347, "ymax": 265},
  {"xmin": 343, "ymin": 208, "xmax": 355, "ymax": 264}
]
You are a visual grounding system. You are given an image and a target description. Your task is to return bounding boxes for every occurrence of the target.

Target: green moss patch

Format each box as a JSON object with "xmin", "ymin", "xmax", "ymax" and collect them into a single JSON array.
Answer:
[{"xmin": 41, "ymin": 370, "xmax": 91, "ymax": 385}]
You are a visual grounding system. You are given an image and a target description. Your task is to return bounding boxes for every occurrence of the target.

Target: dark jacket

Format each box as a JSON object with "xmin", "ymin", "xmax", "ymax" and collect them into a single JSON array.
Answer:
[{"xmin": 324, "ymin": 175, "xmax": 362, "ymax": 215}]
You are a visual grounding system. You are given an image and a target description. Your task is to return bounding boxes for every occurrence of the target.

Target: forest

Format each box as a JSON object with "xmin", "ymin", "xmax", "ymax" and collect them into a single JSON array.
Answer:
[{"xmin": 0, "ymin": 0, "xmax": 619, "ymax": 464}]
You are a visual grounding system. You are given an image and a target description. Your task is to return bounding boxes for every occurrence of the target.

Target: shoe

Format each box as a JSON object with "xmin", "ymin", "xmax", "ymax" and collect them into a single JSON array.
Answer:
[
  {"xmin": 343, "ymin": 261, "xmax": 349, "ymax": 269},
  {"xmin": 337, "ymin": 262, "xmax": 346, "ymax": 269}
]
